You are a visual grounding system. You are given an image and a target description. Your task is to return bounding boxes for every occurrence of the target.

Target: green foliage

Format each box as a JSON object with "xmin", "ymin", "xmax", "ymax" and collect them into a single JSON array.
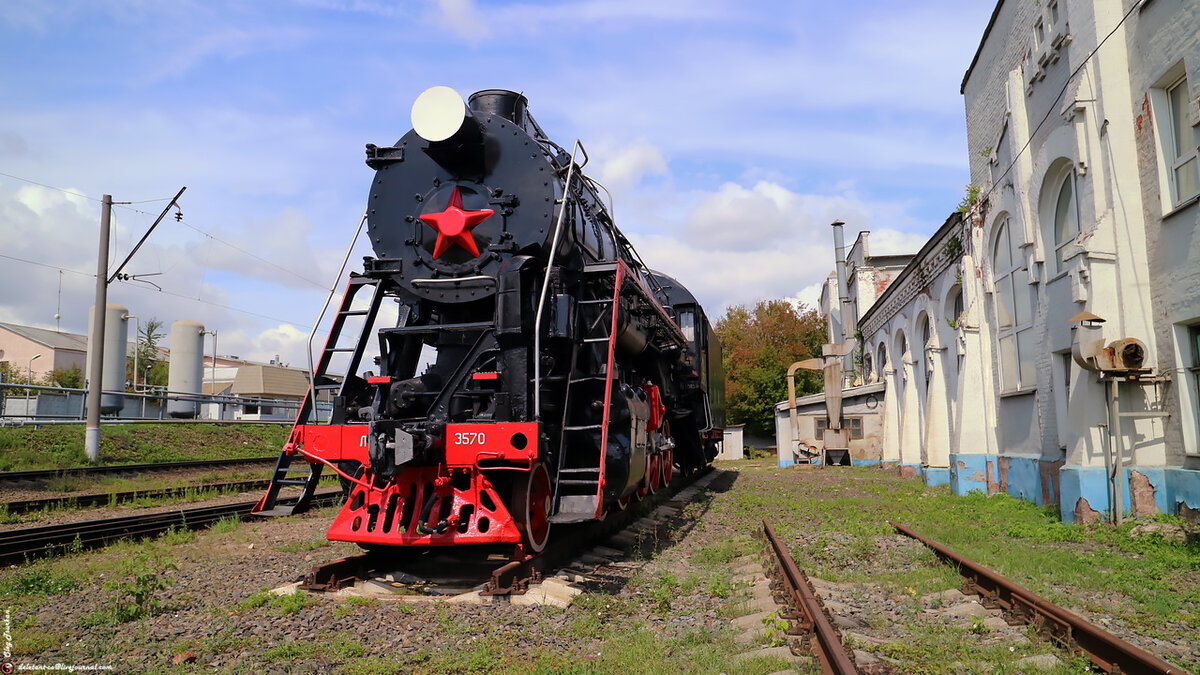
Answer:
[
  {"xmin": 269, "ymin": 588, "xmax": 315, "ymax": 615},
  {"xmin": 48, "ymin": 364, "xmax": 84, "ymax": 389},
  {"xmin": 209, "ymin": 514, "xmax": 242, "ymax": 535},
  {"xmin": 334, "ymin": 595, "xmax": 381, "ymax": 618},
  {"xmin": 760, "ymin": 611, "xmax": 790, "ymax": 647},
  {"xmin": 160, "ymin": 522, "xmax": 196, "ymax": 546},
  {"xmin": 262, "ymin": 634, "xmax": 367, "ymax": 662},
  {"xmin": 0, "ymin": 360, "xmax": 34, "ymax": 395},
  {"xmin": 81, "ymin": 554, "xmax": 176, "ymax": 625},
  {"xmin": 957, "ymin": 184, "xmax": 981, "ymax": 215},
  {"xmin": 130, "ymin": 317, "xmax": 168, "ymax": 389},
  {"xmin": 692, "ymin": 540, "xmax": 749, "ymax": 566},
  {"xmin": 236, "ymin": 587, "xmax": 272, "ymax": 612},
  {"xmin": 1, "ymin": 566, "xmax": 80, "ymax": 598},
  {"xmin": 715, "ymin": 299, "xmax": 826, "ymax": 436}
]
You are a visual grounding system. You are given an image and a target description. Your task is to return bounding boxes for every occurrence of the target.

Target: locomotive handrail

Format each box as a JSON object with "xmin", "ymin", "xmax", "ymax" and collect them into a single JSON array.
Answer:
[
  {"xmin": 533, "ymin": 140, "xmax": 585, "ymax": 420},
  {"xmin": 305, "ymin": 210, "xmax": 370, "ymax": 412}
]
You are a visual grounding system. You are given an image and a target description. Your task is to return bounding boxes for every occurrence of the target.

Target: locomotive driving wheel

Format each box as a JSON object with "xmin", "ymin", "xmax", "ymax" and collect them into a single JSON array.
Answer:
[
  {"xmin": 660, "ymin": 447, "xmax": 673, "ymax": 488},
  {"xmin": 640, "ymin": 453, "xmax": 662, "ymax": 497},
  {"xmin": 512, "ymin": 463, "xmax": 552, "ymax": 553}
]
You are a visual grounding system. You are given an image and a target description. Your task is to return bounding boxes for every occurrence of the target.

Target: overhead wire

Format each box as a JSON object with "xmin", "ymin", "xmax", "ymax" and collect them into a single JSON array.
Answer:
[
  {"xmin": 974, "ymin": 1, "xmax": 1141, "ymax": 209},
  {"xmin": 0, "ymin": 169, "xmax": 340, "ymax": 328},
  {"xmin": 0, "ymin": 253, "xmax": 94, "ymax": 278}
]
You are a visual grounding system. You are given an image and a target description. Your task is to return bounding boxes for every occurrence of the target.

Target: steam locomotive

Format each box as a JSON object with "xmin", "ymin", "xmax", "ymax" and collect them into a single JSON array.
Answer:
[{"xmin": 255, "ymin": 87, "xmax": 724, "ymax": 554}]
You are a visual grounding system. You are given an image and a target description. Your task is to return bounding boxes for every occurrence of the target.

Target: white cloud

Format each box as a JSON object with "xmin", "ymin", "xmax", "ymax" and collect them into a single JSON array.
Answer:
[
  {"xmin": 786, "ymin": 282, "xmax": 824, "ymax": 312},
  {"xmin": 682, "ymin": 181, "xmax": 871, "ymax": 252},
  {"xmin": 0, "ymin": 0, "xmax": 993, "ymax": 363},
  {"xmin": 594, "ymin": 141, "xmax": 667, "ymax": 194},
  {"xmin": 866, "ymin": 229, "xmax": 929, "ymax": 256},
  {"xmin": 432, "ymin": 0, "xmax": 491, "ymax": 42}
]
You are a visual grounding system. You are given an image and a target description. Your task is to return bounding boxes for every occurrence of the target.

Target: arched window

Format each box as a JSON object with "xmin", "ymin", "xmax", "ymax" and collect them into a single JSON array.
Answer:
[
  {"xmin": 922, "ymin": 316, "xmax": 934, "ymax": 385},
  {"xmin": 1051, "ymin": 170, "xmax": 1079, "ymax": 271},
  {"xmin": 877, "ymin": 343, "xmax": 887, "ymax": 377},
  {"xmin": 863, "ymin": 352, "xmax": 873, "ymax": 383},
  {"xmin": 993, "ymin": 219, "xmax": 1036, "ymax": 391}
]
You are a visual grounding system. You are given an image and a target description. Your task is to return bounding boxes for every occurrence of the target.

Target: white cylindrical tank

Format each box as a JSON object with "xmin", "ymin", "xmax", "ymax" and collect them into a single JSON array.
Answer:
[
  {"xmin": 86, "ymin": 304, "xmax": 128, "ymax": 414},
  {"xmin": 167, "ymin": 320, "xmax": 205, "ymax": 418}
]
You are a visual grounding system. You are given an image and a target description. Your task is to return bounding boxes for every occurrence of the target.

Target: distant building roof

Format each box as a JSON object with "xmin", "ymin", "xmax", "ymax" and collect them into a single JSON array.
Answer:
[
  {"xmin": 0, "ymin": 322, "xmax": 88, "ymax": 352},
  {"xmin": 229, "ymin": 364, "xmax": 310, "ymax": 399}
]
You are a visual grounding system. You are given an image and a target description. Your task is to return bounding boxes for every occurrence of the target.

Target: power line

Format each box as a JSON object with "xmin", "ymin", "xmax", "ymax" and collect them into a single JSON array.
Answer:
[
  {"xmin": 0, "ymin": 170, "xmax": 99, "ymax": 203},
  {"xmin": 177, "ymin": 221, "xmax": 329, "ymax": 291},
  {"xmin": 116, "ymin": 278, "xmax": 324, "ymax": 332},
  {"xmin": 0, "ymin": 169, "xmax": 334, "ymax": 292},
  {"xmin": 0, "ymin": 252, "xmax": 95, "ymax": 278},
  {"xmin": 0, "ymin": 247, "xmax": 329, "ymax": 333}
]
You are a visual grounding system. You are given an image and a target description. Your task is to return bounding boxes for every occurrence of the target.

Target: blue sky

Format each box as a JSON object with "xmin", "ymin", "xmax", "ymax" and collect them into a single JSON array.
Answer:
[{"xmin": 0, "ymin": 1, "xmax": 996, "ymax": 367}]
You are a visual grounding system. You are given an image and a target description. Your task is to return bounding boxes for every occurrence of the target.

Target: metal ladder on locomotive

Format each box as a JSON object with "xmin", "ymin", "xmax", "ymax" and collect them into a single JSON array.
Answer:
[{"xmin": 254, "ymin": 274, "xmax": 383, "ymax": 516}]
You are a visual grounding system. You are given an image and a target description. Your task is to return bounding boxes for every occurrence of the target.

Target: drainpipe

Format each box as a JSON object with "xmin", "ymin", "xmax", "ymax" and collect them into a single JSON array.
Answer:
[{"xmin": 1107, "ymin": 377, "xmax": 1123, "ymax": 526}]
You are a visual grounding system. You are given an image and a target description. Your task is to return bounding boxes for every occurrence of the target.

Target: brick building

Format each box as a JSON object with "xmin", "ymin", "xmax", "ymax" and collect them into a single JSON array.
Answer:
[{"xmin": 815, "ymin": 0, "xmax": 1199, "ymax": 523}]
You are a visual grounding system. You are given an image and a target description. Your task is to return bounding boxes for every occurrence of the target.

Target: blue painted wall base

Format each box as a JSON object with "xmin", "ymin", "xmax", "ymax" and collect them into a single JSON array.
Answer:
[
  {"xmin": 999, "ymin": 454, "xmax": 1044, "ymax": 505},
  {"xmin": 1058, "ymin": 465, "xmax": 1200, "ymax": 523},
  {"xmin": 922, "ymin": 467, "xmax": 950, "ymax": 487},
  {"xmin": 949, "ymin": 453, "xmax": 994, "ymax": 496}
]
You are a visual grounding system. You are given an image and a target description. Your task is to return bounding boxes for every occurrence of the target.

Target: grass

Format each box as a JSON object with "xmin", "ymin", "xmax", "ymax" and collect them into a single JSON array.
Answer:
[
  {"xmin": 0, "ymin": 566, "xmax": 80, "ymax": 598},
  {"xmin": 723, "ymin": 462, "xmax": 1200, "ymax": 671},
  {"xmin": 333, "ymin": 595, "xmax": 380, "ymax": 618},
  {"xmin": 9, "ymin": 458, "xmax": 1195, "ymax": 673},
  {"xmin": 0, "ymin": 422, "xmax": 289, "ymax": 471},
  {"xmin": 262, "ymin": 633, "xmax": 367, "ymax": 662}
]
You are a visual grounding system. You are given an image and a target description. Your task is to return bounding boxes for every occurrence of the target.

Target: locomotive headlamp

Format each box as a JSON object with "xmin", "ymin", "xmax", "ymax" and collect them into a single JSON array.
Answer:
[{"xmin": 411, "ymin": 85, "xmax": 469, "ymax": 142}]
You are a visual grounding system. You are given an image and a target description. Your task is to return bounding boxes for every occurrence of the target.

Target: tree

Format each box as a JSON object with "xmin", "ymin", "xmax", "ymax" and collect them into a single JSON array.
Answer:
[
  {"xmin": 715, "ymin": 299, "xmax": 826, "ymax": 438},
  {"xmin": 48, "ymin": 364, "xmax": 84, "ymax": 389},
  {"xmin": 130, "ymin": 318, "xmax": 168, "ymax": 390},
  {"xmin": 0, "ymin": 360, "xmax": 30, "ymax": 395}
]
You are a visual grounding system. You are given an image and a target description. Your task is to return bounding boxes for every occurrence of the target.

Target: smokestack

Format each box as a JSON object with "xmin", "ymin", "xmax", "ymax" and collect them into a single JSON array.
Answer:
[{"xmin": 831, "ymin": 221, "xmax": 852, "ymax": 344}]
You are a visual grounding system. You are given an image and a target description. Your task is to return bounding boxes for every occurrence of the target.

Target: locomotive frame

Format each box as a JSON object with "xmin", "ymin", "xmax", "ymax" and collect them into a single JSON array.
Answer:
[{"xmin": 254, "ymin": 87, "xmax": 724, "ymax": 556}]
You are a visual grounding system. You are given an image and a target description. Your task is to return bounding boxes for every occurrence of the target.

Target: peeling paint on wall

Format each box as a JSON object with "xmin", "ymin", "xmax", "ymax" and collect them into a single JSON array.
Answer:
[
  {"xmin": 1130, "ymin": 470, "xmax": 1159, "ymax": 516},
  {"xmin": 985, "ymin": 460, "xmax": 999, "ymax": 496},
  {"xmin": 1177, "ymin": 502, "xmax": 1199, "ymax": 525},
  {"xmin": 1039, "ymin": 459, "xmax": 1064, "ymax": 508},
  {"xmin": 1075, "ymin": 497, "xmax": 1102, "ymax": 524}
]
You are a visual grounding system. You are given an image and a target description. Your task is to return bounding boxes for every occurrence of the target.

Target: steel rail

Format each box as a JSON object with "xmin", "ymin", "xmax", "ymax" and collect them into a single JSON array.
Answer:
[
  {"xmin": 890, "ymin": 521, "xmax": 1183, "ymax": 674},
  {"xmin": 0, "ymin": 457, "xmax": 277, "ymax": 484},
  {"xmin": 3, "ymin": 479, "xmax": 273, "ymax": 514},
  {"xmin": 762, "ymin": 520, "xmax": 858, "ymax": 675},
  {"xmin": 301, "ymin": 466, "xmax": 716, "ymax": 596},
  {"xmin": 0, "ymin": 490, "xmax": 341, "ymax": 566}
]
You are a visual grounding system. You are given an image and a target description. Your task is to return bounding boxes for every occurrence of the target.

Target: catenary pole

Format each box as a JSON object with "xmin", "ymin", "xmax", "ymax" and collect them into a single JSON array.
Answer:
[{"xmin": 85, "ymin": 195, "xmax": 113, "ymax": 463}]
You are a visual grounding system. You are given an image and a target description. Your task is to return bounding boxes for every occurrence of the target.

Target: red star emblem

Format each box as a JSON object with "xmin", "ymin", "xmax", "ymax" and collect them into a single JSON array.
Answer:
[{"xmin": 418, "ymin": 187, "xmax": 494, "ymax": 259}]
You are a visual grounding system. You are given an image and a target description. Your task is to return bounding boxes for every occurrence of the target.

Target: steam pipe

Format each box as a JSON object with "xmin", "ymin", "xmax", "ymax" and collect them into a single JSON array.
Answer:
[{"xmin": 533, "ymin": 141, "xmax": 585, "ymax": 420}]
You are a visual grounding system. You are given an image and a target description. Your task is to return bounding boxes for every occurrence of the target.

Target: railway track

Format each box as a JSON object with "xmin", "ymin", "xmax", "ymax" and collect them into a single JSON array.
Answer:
[
  {"xmin": 0, "ymin": 490, "xmax": 342, "ymax": 566},
  {"xmin": 890, "ymin": 521, "xmax": 1182, "ymax": 675},
  {"xmin": 0, "ymin": 457, "xmax": 277, "ymax": 484},
  {"xmin": 298, "ymin": 467, "xmax": 717, "ymax": 598},
  {"xmin": 2, "ymin": 479, "xmax": 273, "ymax": 514},
  {"xmin": 761, "ymin": 519, "xmax": 858, "ymax": 674},
  {"xmin": 758, "ymin": 519, "xmax": 1182, "ymax": 674}
]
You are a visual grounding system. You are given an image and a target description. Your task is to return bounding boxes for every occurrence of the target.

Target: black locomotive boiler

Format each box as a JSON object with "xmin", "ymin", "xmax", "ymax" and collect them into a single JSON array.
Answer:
[{"xmin": 255, "ymin": 86, "xmax": 724, "ymax": 554}]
